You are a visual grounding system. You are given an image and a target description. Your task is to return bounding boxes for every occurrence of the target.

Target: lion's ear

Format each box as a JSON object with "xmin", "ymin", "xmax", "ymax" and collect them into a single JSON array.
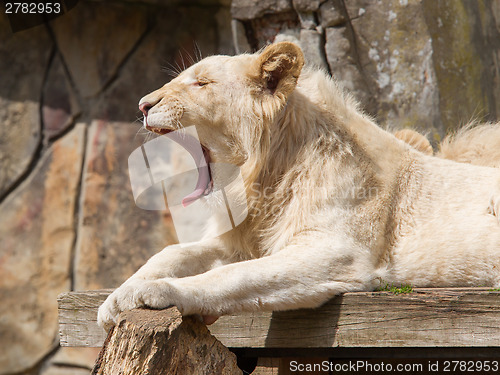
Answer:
[{"xmin": 254, "ymin": 42, "xmax": 304, "ymax": 97}]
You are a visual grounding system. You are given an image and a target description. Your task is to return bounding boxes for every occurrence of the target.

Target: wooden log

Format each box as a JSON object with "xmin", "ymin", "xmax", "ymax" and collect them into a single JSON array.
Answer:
[
  {"xmin": 91, "ymin": 307, "xmax": 242, "ymax": 375},
  {"xmin": 58, "ymin": 288, "xmax": 500, "ymax": 349}
]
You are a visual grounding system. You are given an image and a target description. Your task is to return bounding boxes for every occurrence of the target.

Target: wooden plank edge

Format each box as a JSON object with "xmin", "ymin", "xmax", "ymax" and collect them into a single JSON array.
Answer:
[{"xmin": 58, "ymin": 288, "xmax": 500, "ymax": 348}]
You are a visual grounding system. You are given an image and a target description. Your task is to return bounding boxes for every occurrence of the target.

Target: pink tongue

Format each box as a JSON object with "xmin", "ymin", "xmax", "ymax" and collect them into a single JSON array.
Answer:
[
  {"xmin": 181, "ymin": 165, "xmax": 211, "ymax": 207},
  {"xmin": 165, "ymin": 132, "xmax": 210, "ymax": 207}
]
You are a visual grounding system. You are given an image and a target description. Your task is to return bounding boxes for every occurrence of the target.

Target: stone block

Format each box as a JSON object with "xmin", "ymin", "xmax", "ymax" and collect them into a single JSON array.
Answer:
[
  {"xmin": 51, "ymin": 1, "xmax": 148, "ymax": 98},
  {"xmin": 42, "ymin": 53, "xmax": 81, "ymax": 140},
  {"xmin": 292, "ymin": 0, "xmax": 320, "ymax": 13},
  {"xmin": 0, "ymin": 14, "xmax": 51, "ymax": 198},
  {"xmin": 232, "ymin": 19, "xmax": 252, "ymax": 53},
  {"xmin": 347, "ymin": 0, "xmax": 443, "ymax": 134},
  {"xmin": 300, "ymin": 29, "xmax": 328, "ymax": 70},
  {"xmin": 422, "ymin": 0, "xmax": 500, "ymax": 132},
  {"xmin": 89, "ymin": 6, "xmax": 224, "ymax": 121},
  {"xmin": 325, "ymin": 26, "xmax": 371, "ymax": 108},
  {"xmin": 231, "ymin": 0, "xmax": 293, "ymax": 20},
  {"xmin": 319, "ymin": 0, "xmax": 346, "ymax": 28},
  {"xmin": 0, "ymin": 125, "xmax": 85, "ymax": 374},
  {"xmin": 296, "ymin": 11, "xmax": 317, "ymax": 29},
  {"xmin": 250, "ymin": 12, "xmax": 300, "ymax": 48}
]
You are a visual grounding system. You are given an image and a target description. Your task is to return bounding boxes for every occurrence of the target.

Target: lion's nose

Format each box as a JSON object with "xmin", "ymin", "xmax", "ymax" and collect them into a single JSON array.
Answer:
[{"xmin": 139, "ymin": 102, "xmax": 152, "ymax": 116}]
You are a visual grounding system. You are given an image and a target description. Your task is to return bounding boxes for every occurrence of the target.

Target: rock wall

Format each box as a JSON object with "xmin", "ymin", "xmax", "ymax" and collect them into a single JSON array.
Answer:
[
  {"xmin": 232, "ymin": 0, "xmax": 500, "ymax": 142},
  {"xmin": 0, "ymin": 1, "xmax": 231, "ymax": 374},
  {"xmin": 0, "ymin": 0, "xmax": 499, "ymax": 374}
]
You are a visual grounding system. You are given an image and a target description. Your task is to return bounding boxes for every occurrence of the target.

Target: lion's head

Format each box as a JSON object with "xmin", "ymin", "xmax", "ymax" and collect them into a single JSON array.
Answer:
[{"xmin": 139, "ymin": 42, "xmax": 305, "ymax": 168}]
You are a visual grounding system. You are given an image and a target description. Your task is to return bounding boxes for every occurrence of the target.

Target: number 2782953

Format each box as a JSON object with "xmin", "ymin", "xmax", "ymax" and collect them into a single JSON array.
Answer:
[{"xmin": 5, "ymin": 3, "xmax": 61, "ymax": 14}]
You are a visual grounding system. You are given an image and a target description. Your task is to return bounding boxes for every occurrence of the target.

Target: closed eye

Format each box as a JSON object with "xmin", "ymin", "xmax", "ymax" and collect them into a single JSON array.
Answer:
[{"xmin": 195, "ymin": 77, "xmax": 212, "ymax": 87}]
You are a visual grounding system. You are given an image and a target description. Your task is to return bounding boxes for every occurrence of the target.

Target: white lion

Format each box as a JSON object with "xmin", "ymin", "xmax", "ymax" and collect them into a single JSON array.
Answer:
[{"xmin": 98, "ymin": 42, "xmax": 500, "ymax": 330}]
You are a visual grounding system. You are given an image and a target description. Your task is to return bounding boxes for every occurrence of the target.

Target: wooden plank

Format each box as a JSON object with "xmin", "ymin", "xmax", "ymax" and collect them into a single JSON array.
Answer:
[
  {"xmin": 58, "ymin": 288, "xmax": 500, "ymax": 348},
  {"xmin": 252, "ymin": 358, "xmax": 280, "ymax": 375},
  {"xmin": 58, "ymin": 290, "xmax": 111, "ymax": 347}
]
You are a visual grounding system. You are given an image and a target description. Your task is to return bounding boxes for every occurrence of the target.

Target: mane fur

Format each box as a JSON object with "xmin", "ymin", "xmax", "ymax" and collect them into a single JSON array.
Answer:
[
  {"xmin": 222, "ymin": 67, "xmax": 408, "ymax": 260},
  {"xmin": 437, "ymin": 123, "xmax": 500, "ymax": 168}
]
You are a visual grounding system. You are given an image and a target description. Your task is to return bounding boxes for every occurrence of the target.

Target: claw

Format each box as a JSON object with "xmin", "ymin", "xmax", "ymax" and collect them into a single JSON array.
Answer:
[{"xmin": 202, "ymin": 315, "xmax": 220, "ymax": 325}]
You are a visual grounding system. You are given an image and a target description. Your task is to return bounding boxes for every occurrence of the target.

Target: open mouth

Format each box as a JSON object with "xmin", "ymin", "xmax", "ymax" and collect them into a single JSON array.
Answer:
[
  {"xmin": 145, "ymin": 124, "xmax": 213, "ymax": 207},
  {"xmin": 145, "ymin": 125, "xmax": 171, "ymax": 136}
]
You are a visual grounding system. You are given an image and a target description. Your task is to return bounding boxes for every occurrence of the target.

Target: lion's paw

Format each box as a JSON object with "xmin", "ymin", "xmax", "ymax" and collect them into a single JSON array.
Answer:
[{"xmin": 97, "ymin": 279, "xmax": 174, "ymax": 331}]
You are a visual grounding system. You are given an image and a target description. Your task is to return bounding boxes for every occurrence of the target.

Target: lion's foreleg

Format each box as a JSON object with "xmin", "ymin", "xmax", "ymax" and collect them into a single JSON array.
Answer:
[
  {"xmin": 130, "ymin": 239, "xmax": 231, "ymax": 280},
  {"xmin": 98, "ymin": 236, "xmax": 375, "ymax": 328},
  {"xmin": 98, "ymin": 239, "xmax": 232, "ymax": 329}
]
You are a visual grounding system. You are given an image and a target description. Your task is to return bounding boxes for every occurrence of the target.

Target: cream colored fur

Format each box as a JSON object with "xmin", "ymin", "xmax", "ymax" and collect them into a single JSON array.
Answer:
[
  {"xmin": 393, "ymin": 129, "xmax": 433, "ymax": 155},
  {"xmin": 98, "ymin": 42, "xmax": 500, "ymax": 330},
  {"xmin": 436, "ymin": 123, "xmax": 500, "ymax": 226}
]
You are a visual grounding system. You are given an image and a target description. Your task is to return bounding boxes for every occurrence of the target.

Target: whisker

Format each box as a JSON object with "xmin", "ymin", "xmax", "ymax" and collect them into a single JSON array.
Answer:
[
  {"xmin": 133, "ymin": 125, "xmax": 148, "ymax": 142},
  {"xmin": 181, "ymin": 52, "xmax": 187, "ymax": 71},
  {"xmin": 167, "ymin": 61, "xmax": 181, "ymax": 75},
  {"xmin": 143, "ymin": 131, "xmax": 155, "ymax": 145},
  {"xmin": 174, "ymin": 59, "xmax": 183, "ymax": 76},
  {"xmin": 168, "ymin": 60, "xmax": 181, "ymax": 73},
  {"xmin": 181, "ymin": 46, "xmax": 196, "ymax": 67},
  {"xmin": 161, "ymin": 66, "xmax": 181, "ymax": 78},
  {"xmin": 194, "ymin": 42, "xmax": 202, "ymax": 62},
  {"xmin": 176, "ymin": 119, "xmax": 185, "ymax": 132},
  {"xmin": 161, "ymin": 61, "xmax": 182, "ymax": 78},
  {"xmin": 185, "ymin": 53, "xmax": 195, "ymax": 67}
]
